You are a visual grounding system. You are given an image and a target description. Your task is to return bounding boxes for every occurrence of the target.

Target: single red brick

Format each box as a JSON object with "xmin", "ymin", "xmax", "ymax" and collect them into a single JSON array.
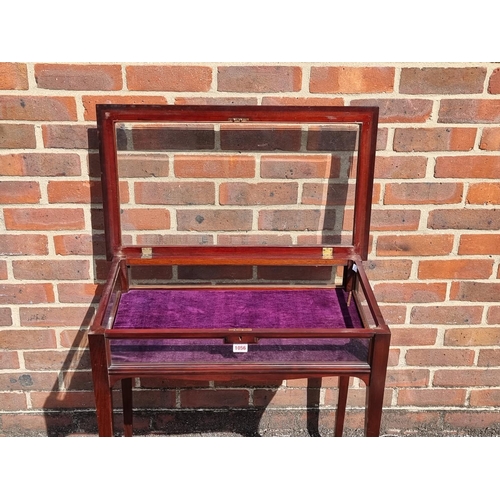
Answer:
[
  {"xmin": 174, "ymin": 155, "xmax": 255, "ymax": 178},
  {"xmin": 220, "ymin": 182, "xmax": 298, "ymax": 205},
  {"xmin": 479, "ymin": 128, "xmax": 500, "ymax": 150},
  {"xmin": 310, "ymin": 66, "xmax": 394, "ymax": 93},
  {"xmin": 385, "ymin": 182, "xmax": 462, "ymax": 205},
  {"xmin": 301, "ymin": 183, "xmax": 354, "ymax": 206},
  {"xmin": 121, "ymin": 208, "xmax": 171, "ymax": 231},
  {"xmin": 257, "ymin": 266, "xmax": 333, "ymax": 281},
  {"xmin": 376, "ymin": 234, "xmax": 454, "ymax": 256},
  {"xmin": 450, "ymin": 281, "xmax": 500, "ymax": 302},
  {"xmin": 180, "ymin": 389, "xmax": 249, "ymax": 408},
  {"xmin": 42, "ymin": 124, "xmax": 98, "ymax": 149},
  {"xmin": 23, "ymin": 348, "xmax": 90, "ymax": 370},
  {"xmin": 220, "ymin": 124, "xmax": 301, "ymax": 152},
  {"xmin": 127, "ymin": 65, "xmax": 212, "ymax": 91},
  {"xmin": 136, "ymin": 234, "xmax": 213, "ymax": 246},
  {"xmin": 444, "ymin": 411, "xmax": 500, "ymax": 429},
  {"xmin": 129, "ymin": 265, "xmax": 173, "ymax": 282},
  {"xmin": 378, "ymin": 305, "xmax": 407, "ymax": 324},
  {"xmin": 254, "ymin": 387, "xmax": 318, "ymax": 407},
  {"xmin": 217, "ymin": 234, "xmax": 293, "ymax": 246},
  {"xmin": 63, "ymin": 371, "xmax": 94, "ymax": 391},
  {"xmin": 60, "ymin": 329, "xmax": 89, "ymax": 349},
  {"xmin": 13, "ymin": 260, "xmax": 90, "ymax": 281},
  {"xmin": 466, "ymin": 183, "xmax": 500, "ymax": 204},
  {"xmin": 119, "ymin": 389, "xmax": 176, "ymax": 410},
  {"xmin": 435, "ymin": 155, "xmax": 500, "ymax": 178},
  {"xmin": 54, "ymin": 234, "xmax": 105, "ymax": 256},
  {"xmin": 398, "ymin": 389, "xmax": 466, "ymax": 406},
  {"xmin": 20, "ymin": 307, "xmax": 94, "ymax": 328},
  {"xmin": 0, "ymin": 125, "xmax": 36, "ymax": 149},
  {"xmin": 260, "ymin": 155, "xmax": 337, "ymax": 179},
  {"xmin": 48, "ymin": 180, "xmax": 94, "ymax": 204},
  {"xmin": 374, "ymin": 156, "xmax": 427, "ymax": 179},
  {"xmin": 410, "ymin": 305, "xmax": 483, "ymax": 325},
  {"xmin": 130, "ymin": 123, "xmax": 214, "ymax": 152},
  {"xmin": 428, "ymin": 208, "xmax": 500, "ymax": 230},
  {"xmin": 218, "ymin": 66, "xmax": 301, "ymax": 92},
  {"xmin": 406, "ymin": 348, "xmax": 475, "ymax": 366},
  {"xmin": 31, "ymin": 391, "xmax": 96, "ymax": 410},
  {"xmin": 393, "ymin": 128, "xmax": 476, "ymax": 152},
  {"xmin": 374, "ymin": 282, "xmax": 447, "ymax": 303},
  {"xmin": 400, "ymin": 67, "xmax": 486, "ymax": 94},
  {"xmin": 364, "ymin": 259, "xmax": 412, "ymax": 280},
  {"xmin": 487, "ymin": 306, "xmax": 500, "ymax": 324},
  {"xmin": 389, "ymin": 327, "xmax": 438, "ymax": 346},
  {"xmin": 458, "ymin": 234, "xmax": 500, "ymax": 254},
  {"xmin": 4, "ymin": 208, "xmax": 85, "ymax": 231},
  {"xmin": 57, "ymin": 283, "xmax": 101, "ymax": 303},
  {"xmin": 0, "ymin": 234, "xmax": 48, "ymax": 256},
  {"xmin": 82, "ymin": 95, "xmax": 167, "ymax": 120},
  {"xmin": 0, "ymin": 329, "xmax": 57, "ymax": 349},
  {"xmin": 0, "ymin": 96, "xmax": 77, "ymax": 120},
  {"xmin": 0, "ymin": 261, "xmax": 7, "ymax": 280},
  {"xmin": 174, "ymin": 97, "xmax": 258, "ymax": 105},
  {"xmin": 139, "ymin": 378, "xmax": 209, "ymax": 389},
  {"xmin": 0, "ymin": 63, "xmax": 28, "ymax": 89},
  {"xmin": 0, "ymin": 392, "xmax": 27, "ymax": 411},
  {"xmin": 418, "ymin": 259, "xmax": 493, "ymax": 279},
  {"xmin": 261, "ymin": 97, "xmax": 344, "ymax": 106},
  {"xmin": 444, "ymin": 327, "xmax": 500, "ymax": 346},
  {"xmin": 118, "ymin": 154, "xmax": 169, "ymax": 178},
  {"xmin": 470, "ymin": 389, "xmax": 500, "ymax": 407},
  {"xmin": 258, "ymin": 209, "xmax": 323, "ymax": 231},
  {"xmin": 178, "ymin": 266, "xmax": 252, "ymax": 281},
  {"xmin": 177, "ymin": 209, "xmax": 253, "ymax": 231},
  {"xmin": 0, "ymin": 372, "xmax": 59, "ymax": 391},
  {"xmin": 350, "ymin": 98, "xmax": 433, "ymax": 122},
  {"xmin": 35, "ymin": 63, "xmax": 122, "ymax": 90},
  {"xmin": 478, "ymin": 349, "xmax": 500, "ymax": 367},
  {"xmin": 0, "ymin": 350, "xmax": 18, "ymax": 368},
  {"xmin": 384, "ymin": 369, "xmax": 430, "ymax": 388},
  {"xmin": 434, "ymin": 368, "xmax": 500, "ymax": 387},
  {"xmin": 134, "ymin": 182, "xmax": 215, "ymax": 205},
  {"xmin": 0, "ymin": 181, "xmax": 41, "ymax": 203},
  {"xmin": 439, "ymin": 99, "xmax": 500, "ymax": 123},
  {"xmin": 488, "ymin": 68, "xmax": 500, "ymax": 94},
  {"xmin": 0, "ymin": 153, "xmax": 81, "ymax": 176},
  {"xmin": 0, "ymin": 284, "xmax": 54, "ymax": 304},
  {"xmin": 382, "ymin": 410, "xmax": 441, "ymax": 432},
  {"xmin": 369, "ymin": 209, "xmax": 420, "ymax": 231}
]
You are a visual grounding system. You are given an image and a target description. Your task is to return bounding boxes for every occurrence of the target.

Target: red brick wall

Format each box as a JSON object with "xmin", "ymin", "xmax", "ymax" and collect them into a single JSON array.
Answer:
[{"xmin": 1, "ymin": 62, "xmax": 499, "ymax": 436}]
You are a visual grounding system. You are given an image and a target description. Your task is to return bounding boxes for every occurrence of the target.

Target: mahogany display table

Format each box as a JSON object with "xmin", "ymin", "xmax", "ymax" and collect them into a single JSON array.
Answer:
[{"xmin": 88, "ymin": 104, "xmax": 391, "ymax": 436}]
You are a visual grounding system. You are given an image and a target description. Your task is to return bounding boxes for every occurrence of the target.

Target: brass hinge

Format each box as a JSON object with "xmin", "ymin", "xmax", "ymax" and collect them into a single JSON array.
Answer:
[
  {"xmin": 141, "ymin": 247, "xmax": 153, "ymax": 259},
  {"xmin": 322, "ymin": 247, "xmax": 333, "ymax": 259}
]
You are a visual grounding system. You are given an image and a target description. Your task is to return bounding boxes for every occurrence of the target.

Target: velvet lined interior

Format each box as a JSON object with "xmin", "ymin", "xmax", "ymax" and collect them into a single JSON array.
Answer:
[
  {"xmin": 113, "ymin": 288, "xmax": 362, "ymax": 330},
  {"xmin": 110, "ymin": 288, "xmax": 369, "ymax": 365}
]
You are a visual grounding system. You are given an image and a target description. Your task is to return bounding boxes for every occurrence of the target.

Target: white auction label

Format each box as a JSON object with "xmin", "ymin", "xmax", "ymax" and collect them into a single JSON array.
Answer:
[{"xmin": 233, "ymin": 344, "xmax": 248, "ymax": 353}]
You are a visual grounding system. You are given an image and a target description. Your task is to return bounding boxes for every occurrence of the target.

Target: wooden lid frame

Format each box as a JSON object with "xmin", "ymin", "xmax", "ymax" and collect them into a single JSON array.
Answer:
[{"xmin": 97, "ymin": 104, "xmax": 379, "ymax": 261}]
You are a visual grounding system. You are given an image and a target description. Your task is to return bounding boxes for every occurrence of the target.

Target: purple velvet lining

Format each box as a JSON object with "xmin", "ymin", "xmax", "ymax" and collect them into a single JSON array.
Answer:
[
  {"xmin": 113, "ymin": 288, "xmax": 362, "ymax": 330},
  {"xmin": 110, "ymin": 289, "xmax": 368, "ymax": 365},
  {"xmin": 110, "ymin": 337, "xmax": 369, "ymax": 364}
]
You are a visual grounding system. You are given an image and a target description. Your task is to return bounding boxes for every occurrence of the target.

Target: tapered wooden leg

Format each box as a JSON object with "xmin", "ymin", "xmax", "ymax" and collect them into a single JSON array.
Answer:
[
  {"xmin": 365, "ymin": 334, "xmax": 391, "ymax": 437},
  {"xmin": 122, "ymin": 378, "xmax": 133, "ymax": 437},
  {"xmin": 89, "ymin": 333, "xmax": 114, "ymax": 437},
  {"xmin": 335, "ymin": 376, "xmax": 349, "ymax": 437},
  {"xmin": 306, "ymin": 377, "xmax": 321, "ymax": 436}
]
